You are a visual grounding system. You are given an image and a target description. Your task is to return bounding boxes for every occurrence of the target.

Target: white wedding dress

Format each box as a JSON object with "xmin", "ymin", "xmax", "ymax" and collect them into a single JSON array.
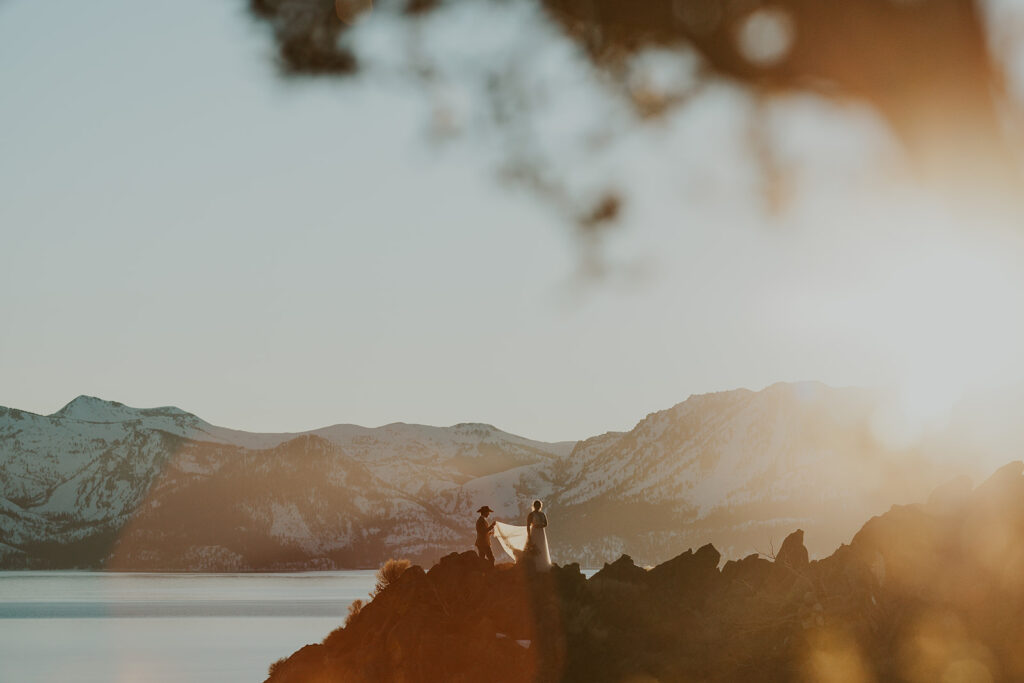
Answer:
[{"xmin": 493, "ymin": 513, "xmax": 551, "ymax": 571}]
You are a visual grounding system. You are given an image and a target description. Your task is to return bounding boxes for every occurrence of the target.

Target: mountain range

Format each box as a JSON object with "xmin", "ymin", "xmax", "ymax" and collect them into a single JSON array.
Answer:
[{"xmin": 0, "ymin": 383, "xmax": 975, "ymax": 570}]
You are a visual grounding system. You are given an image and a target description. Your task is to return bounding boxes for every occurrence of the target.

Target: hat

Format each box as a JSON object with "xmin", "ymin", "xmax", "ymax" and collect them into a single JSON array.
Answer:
[{"xmin": 477, "ymin": 506, "xmax": 493, "ymax": 514}]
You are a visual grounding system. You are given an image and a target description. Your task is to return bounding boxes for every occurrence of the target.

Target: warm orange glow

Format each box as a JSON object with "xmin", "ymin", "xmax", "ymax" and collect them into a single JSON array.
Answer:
[
  {"xmin": 899, "ymin": 612, "xmax": 995, "ymax": 683},
  {"xmin": 801, "ymin": 628, "xmax": 874, "ymax": 683}
]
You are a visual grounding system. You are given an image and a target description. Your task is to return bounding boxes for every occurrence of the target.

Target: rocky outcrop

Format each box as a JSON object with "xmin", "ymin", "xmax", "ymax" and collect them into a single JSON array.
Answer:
[
  {"xmin": 589, "ymin": 554, "xmax": 646, "ymax": 584},
  {"xmin": 775, "ymin": 529, "xmax": 809, "ymax": 569},
  {"xmin": 265, "ymin": 551, "xmax": 572, "ymax": 683},
  {"xmin": 266, "ymin": 461, "xmax": 1024, "ymax": 682}
]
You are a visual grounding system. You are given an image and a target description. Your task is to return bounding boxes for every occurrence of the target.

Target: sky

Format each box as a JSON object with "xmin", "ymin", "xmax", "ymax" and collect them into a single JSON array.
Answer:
[{"xmin": 4, "ymin": 0, "xmax": 1024, "ymax": 442}]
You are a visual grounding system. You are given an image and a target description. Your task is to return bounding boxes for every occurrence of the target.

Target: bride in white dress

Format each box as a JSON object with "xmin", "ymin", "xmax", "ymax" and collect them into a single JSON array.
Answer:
[{"xmin": 493, "ymin": 500, "xmax": 552, "ymax": 571}]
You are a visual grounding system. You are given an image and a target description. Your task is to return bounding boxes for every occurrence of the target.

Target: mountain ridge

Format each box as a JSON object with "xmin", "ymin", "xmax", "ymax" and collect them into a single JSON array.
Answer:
[
  {"xmin": 0, "ymin": 384, "xmax": 972, "ymax": 570},
  {"xmin": 21, "ymin": 395, "xmax": 580, "ymax": 456}
]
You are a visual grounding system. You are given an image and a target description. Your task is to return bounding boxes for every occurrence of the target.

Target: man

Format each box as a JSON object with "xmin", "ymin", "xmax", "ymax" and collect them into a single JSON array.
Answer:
[{"xmin": 475, "ymin": 505, "xmax": 496, "ymax": 567}]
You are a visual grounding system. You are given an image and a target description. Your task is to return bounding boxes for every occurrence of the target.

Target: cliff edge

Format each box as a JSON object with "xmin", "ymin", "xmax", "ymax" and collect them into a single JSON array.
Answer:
[{"xmin": 266, "ymin": 461, "xmax": 1024, "ymax": 682}]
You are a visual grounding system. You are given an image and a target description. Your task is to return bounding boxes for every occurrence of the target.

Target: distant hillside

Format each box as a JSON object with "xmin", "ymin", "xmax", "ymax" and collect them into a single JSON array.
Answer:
[{"xmin": 0, "ymin": 384, "xmax": 963, "ymax": 569}]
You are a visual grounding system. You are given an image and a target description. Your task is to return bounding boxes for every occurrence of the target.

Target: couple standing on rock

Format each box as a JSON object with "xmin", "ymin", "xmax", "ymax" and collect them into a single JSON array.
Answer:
[{"xmin": 475, "ymin": 500, "xmax": 552, "ymax": 571}]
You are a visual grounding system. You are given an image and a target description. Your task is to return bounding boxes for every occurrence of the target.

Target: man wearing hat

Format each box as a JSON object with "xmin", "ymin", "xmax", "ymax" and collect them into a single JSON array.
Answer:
[{"xmin": 475, "ymin": 505, "xmax": 496, "ymax": 567}]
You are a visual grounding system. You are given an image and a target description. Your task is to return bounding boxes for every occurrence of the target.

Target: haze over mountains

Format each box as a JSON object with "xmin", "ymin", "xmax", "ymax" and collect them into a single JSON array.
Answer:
[{"xmin": 0, "ymin": 383, "xmax": 996, "ymax": 570}]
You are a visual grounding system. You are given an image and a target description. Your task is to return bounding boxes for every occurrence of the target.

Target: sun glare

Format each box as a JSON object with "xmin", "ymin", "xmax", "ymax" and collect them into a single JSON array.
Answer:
[
  {"xmin": 776, "ymin": 195, "xmax": 1024, "ymax": 450},
  {"xmin": 878, "ymin": 229, "xmax": 1023, "ymax": 439}
]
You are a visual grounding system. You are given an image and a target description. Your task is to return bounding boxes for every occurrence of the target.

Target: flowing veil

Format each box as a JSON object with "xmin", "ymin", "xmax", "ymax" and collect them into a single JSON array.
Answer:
[{"xmin": 493, "ymin": 521, "xmax": 529, "ymax": 562}]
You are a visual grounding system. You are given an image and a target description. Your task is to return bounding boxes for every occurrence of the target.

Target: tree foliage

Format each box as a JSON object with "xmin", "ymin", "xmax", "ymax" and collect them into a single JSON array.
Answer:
[{"xmin": 246, "ymin": 0, "xmax": 1024, "ymax": 232}]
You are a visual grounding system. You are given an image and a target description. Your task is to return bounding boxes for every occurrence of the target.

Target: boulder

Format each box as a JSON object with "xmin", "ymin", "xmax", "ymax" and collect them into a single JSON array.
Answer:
[
  {"xmin": 552, "ymin": 562, "xmax": 587, "ymax": 597},
  {"xmin": 721, "ymin": 553, "xmax": 772, "ymax": 592},
  {"xmin": 590, "ymin": 554, "xmax": 647, "ymax": 584},
  {"xmin": 694, "ymin": 542, "xmax": 721, "ymax": 571},
  {"xmin": 646, "ymin": 543, "xmax": 721, "ymax": 598},
  {"xmin": 775, "ymin": 529, "xmax": 808, "ymax": 570}
]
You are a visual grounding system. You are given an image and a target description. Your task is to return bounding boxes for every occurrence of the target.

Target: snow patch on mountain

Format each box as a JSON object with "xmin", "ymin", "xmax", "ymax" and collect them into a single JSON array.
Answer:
[
  {"xmin": 0, "ymin": 384, "xmax": 970, "ymax": 569},
  {"xmin": 268, "ymin": 502, "xmax": 319, "ymax": 552},
  {"xmin": 54, "ymin": 396, "xmax": 159, "ymax": 422}
]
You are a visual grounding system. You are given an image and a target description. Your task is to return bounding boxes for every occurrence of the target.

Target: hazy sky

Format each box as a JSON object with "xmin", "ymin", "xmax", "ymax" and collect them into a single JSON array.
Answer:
[{"xmin": 4, "ymin": 0, "xmax": 1024, "ymax": 442}]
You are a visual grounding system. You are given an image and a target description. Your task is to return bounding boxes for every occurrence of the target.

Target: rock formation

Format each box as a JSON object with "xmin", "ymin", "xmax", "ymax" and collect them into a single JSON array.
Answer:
[{"xmin": 266, "ymin": 461, "xmax": 1024, "ymax": 682}]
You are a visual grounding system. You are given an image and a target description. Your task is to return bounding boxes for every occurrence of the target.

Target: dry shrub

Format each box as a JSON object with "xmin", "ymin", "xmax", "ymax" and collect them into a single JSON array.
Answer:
[
  {"xmin": 345, "ymin": 598, "xmax": 363, "ymax": 626},
  {"xmin": 372, "ymin": 558, "xmax": 411, "ymax": 597},
  {"xmin": 323, "ymin": 598, "xmax": 365, "ymax": 647},
  {"xmin": 323, "ymin": 624, "xmax": 345, "ymax": 646},
  {"xmin": 267, "ymin": 656, "xmax": 287, "ymax": 678}
]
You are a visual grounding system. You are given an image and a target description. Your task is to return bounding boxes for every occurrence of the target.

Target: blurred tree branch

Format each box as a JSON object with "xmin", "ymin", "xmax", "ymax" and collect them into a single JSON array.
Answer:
[{"xmin": 246, "ymin": 0, "xmax": 1023, "ymax": 242}]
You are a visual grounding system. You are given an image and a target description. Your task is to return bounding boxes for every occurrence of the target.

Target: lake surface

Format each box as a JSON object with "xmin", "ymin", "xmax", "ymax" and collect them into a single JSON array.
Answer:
[{"xmin": 0, "ymin": 571, "xmax": 378, "ymax": 683}]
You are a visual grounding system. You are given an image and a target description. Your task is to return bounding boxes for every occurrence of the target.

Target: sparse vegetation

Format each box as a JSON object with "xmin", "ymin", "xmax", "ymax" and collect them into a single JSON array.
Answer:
[
  {"xmin": 344, "ymin": 598, "xmax": 363, "ymax": 627},
  {"xmin": 322, "ymin": 599, "xmax": 365, "ymax": 649},
  {"xmin": 267, "ymin": 657, "xmax": 287, "ymax": 677},
  {"xmin": 322, "ymin": 625, "xmax": 345, "ymax": 648},
  {"xmin": 372, "ymin": 558, "xmax": 411, "ymax": 597}
]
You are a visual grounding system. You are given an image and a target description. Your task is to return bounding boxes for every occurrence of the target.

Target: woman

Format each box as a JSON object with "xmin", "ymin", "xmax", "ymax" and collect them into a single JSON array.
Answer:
[
  {"xmin": 525, "ymin": 499, "xmax": 552, "ymax": 571},
  {"xmin": 492, "ymin": 500, "xmax": 552, "ymax": 571}
]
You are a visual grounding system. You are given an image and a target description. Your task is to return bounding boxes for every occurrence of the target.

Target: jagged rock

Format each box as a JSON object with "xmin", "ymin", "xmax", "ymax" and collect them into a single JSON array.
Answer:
[
  {"xmin": 266, "ymin": 463, "xmax": 1024, "ymax": 683},
  {"xmin": 721, "ymin": 553, "xmax": 772, "ymax": 592},
  {"xmin": 590, "ymin": 554, "xmax": 646, "ymax": 584},
  {"xmin": 926, "ymin": 474, "xmax": 973, "ymax": 515},
  {"xmin": 971, "ymin": 460, "xmax": 1024, "ymax": 518},
  {"xmin": 775, "ymin": 529, "xmax": 808, "ymax": 570},
  {"xmin": 849, "ymin": 503, "xmax": 943, "ymax": 593},
  {"xmin": 694, "ymin": 543, "xmax": 721, "ymax": 570},
  {"xmin": 429, "ymin": 550, "xmax": 489, "ymax": 578},
  {"xmin": 642, "ymin": 543, "xmax": 721, "ymax": 609},
  {"xmin": 552, "ymin": 563, "xmax": 587, "ymax": 598},
  {"xmin": 647, "ymin": 543, "xmax": 720, "ymax": 584}
]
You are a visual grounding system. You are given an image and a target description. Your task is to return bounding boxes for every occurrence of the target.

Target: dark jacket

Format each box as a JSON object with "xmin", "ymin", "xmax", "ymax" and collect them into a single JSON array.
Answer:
[{"xmin": 476, "ymin": 515, "xmax": 493, "ymax": 547}]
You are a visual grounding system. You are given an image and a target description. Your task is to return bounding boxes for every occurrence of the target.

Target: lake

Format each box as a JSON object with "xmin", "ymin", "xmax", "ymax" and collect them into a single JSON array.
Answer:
[{"xmin": 0, "ymin": 571, "xmax": 378, "ymax": 683}]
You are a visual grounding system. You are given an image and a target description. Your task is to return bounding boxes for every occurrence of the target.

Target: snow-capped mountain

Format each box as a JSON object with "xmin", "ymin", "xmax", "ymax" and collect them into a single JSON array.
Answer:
[
  {"xmin": 550, "ymin": 382, "xmax": 951, "ymax": 562},
  {"xmin": 0, "ymin": 385, "xmax": 961, "ymax": 570}
]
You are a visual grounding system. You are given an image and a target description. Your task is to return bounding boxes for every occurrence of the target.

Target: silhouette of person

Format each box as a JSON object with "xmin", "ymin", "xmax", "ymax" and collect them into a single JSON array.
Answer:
[
  {"xmin": 526, "ymin": 500, "xmax": 552, "ymax": 571},
  {"xmin": 475, "ymin": 505, "xmax": 496, "ymax": 567}
]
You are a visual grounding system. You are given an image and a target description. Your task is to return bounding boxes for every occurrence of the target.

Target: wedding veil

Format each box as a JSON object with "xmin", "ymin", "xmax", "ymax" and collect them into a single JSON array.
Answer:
[{"xmin": 493, "ymin": 521, "xmax": 528, "ymax": 561}]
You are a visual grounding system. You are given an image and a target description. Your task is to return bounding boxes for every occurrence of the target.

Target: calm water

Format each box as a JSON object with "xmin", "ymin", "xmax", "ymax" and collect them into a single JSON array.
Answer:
[{"xmin": 0, "ymin": 571, "xmax": 378, "ymax": 683}]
